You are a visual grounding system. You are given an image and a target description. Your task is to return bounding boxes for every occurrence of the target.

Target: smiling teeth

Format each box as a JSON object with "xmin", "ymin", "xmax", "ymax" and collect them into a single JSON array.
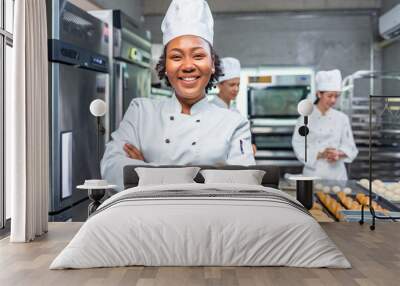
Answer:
[{"xmin": 182, "ymin": 77, "xmax": 196, "ymax": 81}]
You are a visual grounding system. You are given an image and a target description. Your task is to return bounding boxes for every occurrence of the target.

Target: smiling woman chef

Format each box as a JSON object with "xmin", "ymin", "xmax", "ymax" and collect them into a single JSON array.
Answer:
[{"xmin": 101, "ymin": 0, "xmax": 255, "ymax": 191}]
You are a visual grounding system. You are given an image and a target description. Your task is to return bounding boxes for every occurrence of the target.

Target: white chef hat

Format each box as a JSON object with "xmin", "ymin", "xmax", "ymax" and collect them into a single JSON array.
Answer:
[
  {"xmin": 316, "ymin": 69, "xmax": 342, "ymax": 92},
  {"xmin": 161, "ymin": 0, "xmax": 214, "ymax": 46},
  {"xmin": 218, "ymin": 57, "xmax": 241, "ymax": 83}
]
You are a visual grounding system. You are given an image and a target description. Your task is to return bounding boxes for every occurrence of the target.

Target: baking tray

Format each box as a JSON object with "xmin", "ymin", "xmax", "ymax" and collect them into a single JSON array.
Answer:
[
  {"xmin": 339, "ymin": 210, "xmax": 400, "ymax": 222},
  {"xmin": 316, "ymin": 179, "xmax": 400, "ymax": 204},
  {"xmin": 357, "ymin": 190, "xmax": 400, "ymax": 211},
  {"xmin": 315, "ymin": 190, "xmax": 400, "ymax": 222},
  {"xmin": 339, "ymin": 193, "xmax": 399, "ymax": 211}
]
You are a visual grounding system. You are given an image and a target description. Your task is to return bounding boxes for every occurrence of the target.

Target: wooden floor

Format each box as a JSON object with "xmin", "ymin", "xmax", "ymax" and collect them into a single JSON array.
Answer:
[{"xmin": 0, "ymin": 222, "xmax": 399, "ymax": 286}]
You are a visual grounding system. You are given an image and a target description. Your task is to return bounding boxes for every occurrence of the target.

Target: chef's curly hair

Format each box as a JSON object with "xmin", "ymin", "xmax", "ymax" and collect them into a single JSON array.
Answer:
[{"xmin": 156, "ymin": 43, "xmax": 223, "ymax": 91}]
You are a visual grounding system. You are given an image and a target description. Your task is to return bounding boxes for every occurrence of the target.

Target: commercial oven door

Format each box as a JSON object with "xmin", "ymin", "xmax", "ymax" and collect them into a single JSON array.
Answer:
[
  {"xmin": 50, "ymin": 63, "xmax": 108, "ymax": 216},
  {"xmin": 112, "ymin": 61, "xmax": 151, "ymax": 132},
  {"xmin": 253, "ymin": 133, "xmax": 299, "ymax": 165},
  {"xmin": 248, "ymin": 86, "xmax": 309, "ymax": 119}
]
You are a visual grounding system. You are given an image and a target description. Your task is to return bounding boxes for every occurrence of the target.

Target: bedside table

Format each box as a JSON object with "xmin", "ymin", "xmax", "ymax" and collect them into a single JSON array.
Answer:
[
  {"xmin": 288, "ymin": 176, "xmax": 319, "ymax": 210},
  {"xmin": 77, "ymin": 184, "xmax": 117, "ymax": 216}
]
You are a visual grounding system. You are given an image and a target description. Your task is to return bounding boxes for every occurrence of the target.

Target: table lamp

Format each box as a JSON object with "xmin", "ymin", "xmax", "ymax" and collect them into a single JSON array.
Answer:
[
  {"xmin": 289, "ymin": 99, "xmax": 316, "ymax": 210},
  {"xmin": 297, "ymin": 99, "xmax": 314, "ymax": 162},
  {"xmin": 89, "ymin": 99, "xmax": 106, "ymax": 175}
]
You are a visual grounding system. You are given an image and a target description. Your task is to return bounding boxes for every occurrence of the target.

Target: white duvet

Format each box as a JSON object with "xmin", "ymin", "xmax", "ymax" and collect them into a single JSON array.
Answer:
[{"xmin": 50, "ymin": 183, "xmax": 351, "ymax": 269}]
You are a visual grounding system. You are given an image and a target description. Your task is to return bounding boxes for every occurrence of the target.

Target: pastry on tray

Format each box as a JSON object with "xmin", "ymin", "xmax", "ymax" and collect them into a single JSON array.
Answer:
[
  {"xmin": 358, "ymin": 179, "xmax": 400, "ymax": 202},
  {"xmin": 309, "ymin": 202, "xmax": 334, "ymax": 222},
  {"xmin": 337, "ymin": 191, "xmax": 361, "ymax": 210},
  {"xmin": 355, "ymin": 193, "xmax": 388, "ymax": 213},
  {"xmin": 315, "ymin": 192, "xmax": 344, "ymax": 220}
]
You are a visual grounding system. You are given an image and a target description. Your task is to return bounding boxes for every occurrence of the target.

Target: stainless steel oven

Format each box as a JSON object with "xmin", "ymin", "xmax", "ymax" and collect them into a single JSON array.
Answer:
[
  {"xmin": 89, "ymin": 10, "xmax": 151, "ymax": 132},
  {"xmin": 247, "ymin": 74, "xmax": 312, "ymax": 174},
  {"xmin": 48, "ymin": 1, "xmax": 109, "ymax": 221},
  {"xmin": 248, "ymin": 85, "xmax": 310, "ymax": 118}
]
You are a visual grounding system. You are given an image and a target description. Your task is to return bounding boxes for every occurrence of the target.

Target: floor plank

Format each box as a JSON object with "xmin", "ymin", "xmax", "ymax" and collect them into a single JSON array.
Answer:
[{"xmin": 0, "ymin": 222, "xmax": 399, "ymax": 286}]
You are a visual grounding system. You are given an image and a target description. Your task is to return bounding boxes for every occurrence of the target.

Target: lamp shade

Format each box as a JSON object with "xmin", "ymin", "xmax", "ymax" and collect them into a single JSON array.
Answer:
[
  {"xmin": 297, "ymin": 99, "xmax": 314, "ymax": 116},
  {"xmin": 89, "ymin": 99, "xmax": 107, "ymax": 117}
]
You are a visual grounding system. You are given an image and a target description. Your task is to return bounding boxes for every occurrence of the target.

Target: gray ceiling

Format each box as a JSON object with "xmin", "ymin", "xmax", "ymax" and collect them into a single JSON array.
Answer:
[{"xmin": 143, "ymin": 0, "xmax": 382, "ymax": 16}]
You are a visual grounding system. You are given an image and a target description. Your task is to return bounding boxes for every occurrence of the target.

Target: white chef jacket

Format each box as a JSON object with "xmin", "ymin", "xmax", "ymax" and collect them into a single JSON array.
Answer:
[
  {"xmin": 292, "ymin": 107, "xmax": 358, "ymax": 180},
  {"xmin": 209, "ymin": 95, "xmax": 239, "ymax": 113},
  {"xmin": 101, "ymin": 94, "xmax": 255, "ymax": 191}
]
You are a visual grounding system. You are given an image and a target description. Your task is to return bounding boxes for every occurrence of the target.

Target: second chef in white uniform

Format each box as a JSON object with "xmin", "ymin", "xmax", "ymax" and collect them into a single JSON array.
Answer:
[
  {"xmin": 101, "ymin": 0, "xmax": 255, "ymax": 191},
  {"xmin": 292, "ymin": 69, "xmax": 358, "ymax": 180},
  {"xmin": 210, "ymin": 57, "xmax": 241, "ymax": 112}
]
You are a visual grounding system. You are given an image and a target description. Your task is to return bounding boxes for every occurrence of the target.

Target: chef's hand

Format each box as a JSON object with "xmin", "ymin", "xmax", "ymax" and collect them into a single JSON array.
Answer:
[
  {"xmin": 317, "ymin": 149, "xmax": 330, "ymax": 160},
  {"xmin": 123, "ymin": 143, "xmax": 145, "ymax": 161},
  {"xmin": 325, "ymin": 148, "xmax": 339, "ymax": 162},
  {"xmin": 317, "ymin": 148, "xmax": 338, "ymax": 162},
  {"xmin": 252, "ymin": 144, "xmax": 257, "ymax": 156},
  {"xmin": 324, "ymin": 148, "xmax": 347, "ymax": 163}
]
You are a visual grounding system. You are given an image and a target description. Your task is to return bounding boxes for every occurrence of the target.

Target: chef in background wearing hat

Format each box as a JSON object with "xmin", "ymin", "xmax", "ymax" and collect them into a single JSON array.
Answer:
[
  {"xmin": 101, "ymin": 0, "xmax": 255, "ymax": 191},
  {"xmin": 210, "ymin": 57, "xmax": 241, "ymax": 111},
  {"xmin": 210, "ymin": 57, "xmax": 257, "ymax": 154},
  {"xmin": 292, "ymin": 69, "xmax": 358, "ymax": 180}
]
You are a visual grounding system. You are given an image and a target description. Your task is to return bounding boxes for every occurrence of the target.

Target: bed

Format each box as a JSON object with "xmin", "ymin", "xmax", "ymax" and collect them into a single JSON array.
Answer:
[{"xmin": 50, "ymin": 165, "xmax": 350, "ymax": 269}]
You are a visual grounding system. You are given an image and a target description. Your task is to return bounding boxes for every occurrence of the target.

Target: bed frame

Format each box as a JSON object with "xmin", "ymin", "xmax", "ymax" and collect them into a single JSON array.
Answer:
[{"xmin": 123, "ymin": 165, "xmax": 280, "ymax": 189}]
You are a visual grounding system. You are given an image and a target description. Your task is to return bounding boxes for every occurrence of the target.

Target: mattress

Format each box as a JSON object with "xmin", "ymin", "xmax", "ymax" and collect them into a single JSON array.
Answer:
[{"xmin": 50, "ymin": 183, "xmax": 351, "ymax": 269}]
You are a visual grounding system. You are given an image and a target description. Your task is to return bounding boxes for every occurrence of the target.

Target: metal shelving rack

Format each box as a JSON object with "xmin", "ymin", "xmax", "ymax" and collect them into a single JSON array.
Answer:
[
  {"xmin": 359, "ymin": 94, "xmax": 400, "ymax": 230},
  {"xmin": 342, "ymin": 71, "xmax": 400, "ymax": 180},
  {"xmin": 344, "ymin": 71, "xmax": 400, "ymax": 230},
  {"xmin": 342, "ymin": 71, "xmax": 400, "ymax": 230}
]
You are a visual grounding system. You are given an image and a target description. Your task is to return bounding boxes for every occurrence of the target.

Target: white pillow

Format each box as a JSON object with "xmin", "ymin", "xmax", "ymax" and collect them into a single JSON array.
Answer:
[
  {"xmin": 200, "ymin": 169, "xmax": 266, "ymax": 185},
  {"xmin": 135, "ymin": 167, "xmax": 200, "ymax": 186}
]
